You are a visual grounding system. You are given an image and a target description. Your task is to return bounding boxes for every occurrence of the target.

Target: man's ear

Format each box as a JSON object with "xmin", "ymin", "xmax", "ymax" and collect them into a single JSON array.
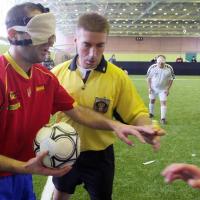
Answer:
[{"xmin": 7, "ymin": 28, "xmax": 17, "ymax": 40}]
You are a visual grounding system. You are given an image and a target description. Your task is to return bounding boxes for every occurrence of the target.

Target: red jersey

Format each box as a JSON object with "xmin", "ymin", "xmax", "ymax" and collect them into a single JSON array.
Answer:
[{"xmin": 0, "ymin": 52, "xmax": 75, "ymax": 176}]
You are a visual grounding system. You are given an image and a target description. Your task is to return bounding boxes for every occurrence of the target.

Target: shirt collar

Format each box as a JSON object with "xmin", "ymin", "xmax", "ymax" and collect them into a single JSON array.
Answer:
[
  {"xmin": 4, "ymin": 51, "xmax": 31, "ymax": 79},
  {"xmin": 68, "ymin": 54, "xmax": 107, "ymax": 73}
]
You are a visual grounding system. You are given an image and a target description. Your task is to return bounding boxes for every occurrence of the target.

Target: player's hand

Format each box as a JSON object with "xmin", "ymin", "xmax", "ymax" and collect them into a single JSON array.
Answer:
[
  {"xmin": 24, "ymin": 151, "xmax": 71, "ymax": 177},
  {"xmin": 114, "ymin": 123, "xmax": 156, "ymax": 146},
  {"xmin": 161, "ymin": 163, "xmax": 200, "ymax": 189},
  {"xmin": 140, "ymin": 120, "xmax": 165, "ymax": 150}
]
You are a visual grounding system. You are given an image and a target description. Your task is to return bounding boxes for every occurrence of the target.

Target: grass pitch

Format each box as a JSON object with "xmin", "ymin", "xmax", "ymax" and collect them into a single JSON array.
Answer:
[{"xmin": 33, "ymin": 75, "xmax": 200, "ymax": 200}]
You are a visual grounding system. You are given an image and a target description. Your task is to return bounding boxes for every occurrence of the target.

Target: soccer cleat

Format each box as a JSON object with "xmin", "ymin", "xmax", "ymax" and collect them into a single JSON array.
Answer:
[
  {"xmin": 160, "ymin": 118, "xmax": 166, "ymax": 125},
  {"xmin": 149, "ymin": 113, "xmax": 154, "ymax": 118}
]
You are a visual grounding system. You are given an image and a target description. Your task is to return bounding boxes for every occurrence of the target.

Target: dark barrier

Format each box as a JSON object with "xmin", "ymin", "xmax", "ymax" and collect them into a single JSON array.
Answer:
[{"xmin": 114, "ymin": 61, "xmax": 200, "ymax": 75}]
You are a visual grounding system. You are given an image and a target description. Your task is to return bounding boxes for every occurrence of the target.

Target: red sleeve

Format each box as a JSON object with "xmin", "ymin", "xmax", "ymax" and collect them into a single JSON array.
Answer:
[{"xmin": 52, "ymin": 75, "xmax": 75, "ymax": 114}]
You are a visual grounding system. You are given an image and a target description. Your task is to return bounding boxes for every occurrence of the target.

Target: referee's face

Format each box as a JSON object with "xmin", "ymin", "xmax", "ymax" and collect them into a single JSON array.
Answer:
[{"xmin": 75, "ymin": 28, "xmax": 107, "ymax": 69}]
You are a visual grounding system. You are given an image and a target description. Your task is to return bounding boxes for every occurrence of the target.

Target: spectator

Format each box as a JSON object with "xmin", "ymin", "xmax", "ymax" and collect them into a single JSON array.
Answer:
[
  {"xmin": 109, "ymin": 54, "xmax": 116, "ymax": 63},
  {"xmin": 191, "ymin": 56, "xmax": 197, "ymax": 63},
  {"xmin": 176, "ymin": 56, "xmax": 183, "ymax": 63},
  {"xmin": 42, "ymin": 51, "xmax": 55, "ymax": 70},
  {"xmin": 150, "ymin": 57, "xmax": 156, "ymax": 63}
]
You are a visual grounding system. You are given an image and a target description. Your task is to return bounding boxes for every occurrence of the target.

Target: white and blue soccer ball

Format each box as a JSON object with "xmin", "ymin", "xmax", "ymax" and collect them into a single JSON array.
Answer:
[{"xmin": 34, "ymin": 122, "xmax": 80, "ymax": 168}]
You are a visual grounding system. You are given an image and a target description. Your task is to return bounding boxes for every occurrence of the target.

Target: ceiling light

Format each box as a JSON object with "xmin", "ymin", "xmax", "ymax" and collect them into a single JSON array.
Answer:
[
  {"xmin": 171, "ymin": 8, "xmax": 174, "ymax": 11},
  {"xmin": 164, "ymin": 12, "xmax": 167, "ymax": 15},
  {"xmin": 153, "ymin": 12, "xmax": 156, "ymax": 15},
  {"xmin": 159, "ymin": 8, "xmax": 162, "ymax": 11},
  {"xmin": 130, "ymin": 12, "xmax": 134, "ymax": 15},
  {"xmin": 135, "ymin": 8, "xmax": 138, "ymax": 11},
  {"xmin": 183, "ymin": 8, "xmax": 187, "ymax": 11}
]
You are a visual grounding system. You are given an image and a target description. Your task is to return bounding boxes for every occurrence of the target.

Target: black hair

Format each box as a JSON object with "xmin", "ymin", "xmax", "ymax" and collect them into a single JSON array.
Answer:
[{"xmin": 6, "ymin": 2, "xmax": 49, "ymax": 28}]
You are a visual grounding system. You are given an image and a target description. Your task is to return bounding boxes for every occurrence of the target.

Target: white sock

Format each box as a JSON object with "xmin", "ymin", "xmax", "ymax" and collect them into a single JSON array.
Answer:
[
  {"xmin": 41, "ymin": 176, "xmax": 54, "ymax": 200},
  {"xmin": 149, "ymin": 103, "xmax": 154, "ymax": 115},
  {"xmin": 161, "ymin": 106, "xmax": 167, "ymax": 119}
]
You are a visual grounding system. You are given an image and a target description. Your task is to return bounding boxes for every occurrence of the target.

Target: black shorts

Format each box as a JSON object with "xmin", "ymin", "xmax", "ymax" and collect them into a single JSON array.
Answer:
[{"xmin": 53, "ymin": 145, "xmax": 115, "ymax": 200}]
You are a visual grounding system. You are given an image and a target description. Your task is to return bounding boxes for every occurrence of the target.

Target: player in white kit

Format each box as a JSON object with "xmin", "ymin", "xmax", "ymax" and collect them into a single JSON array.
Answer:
[{"xmin": 147, "ymin": 55, "xmax": 175, "ymax": 124}]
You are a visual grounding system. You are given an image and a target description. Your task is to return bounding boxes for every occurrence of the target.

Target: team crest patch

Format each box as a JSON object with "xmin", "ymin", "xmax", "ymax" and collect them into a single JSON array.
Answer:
[{"xmin": 93, "ymin": 97, "xmax": 110, "ymax": 113}]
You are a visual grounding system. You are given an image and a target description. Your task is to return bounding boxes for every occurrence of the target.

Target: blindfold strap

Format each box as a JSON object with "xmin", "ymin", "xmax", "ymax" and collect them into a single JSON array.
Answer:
[{"xmin": 8, "ymin": 38, "xmax": 32, "ymax": 46}]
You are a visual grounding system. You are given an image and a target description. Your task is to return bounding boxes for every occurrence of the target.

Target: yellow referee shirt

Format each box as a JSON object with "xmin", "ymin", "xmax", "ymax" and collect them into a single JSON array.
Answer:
[{"xmin": 52, "ymin": 55, "xmax": 148, "ymax": 152}]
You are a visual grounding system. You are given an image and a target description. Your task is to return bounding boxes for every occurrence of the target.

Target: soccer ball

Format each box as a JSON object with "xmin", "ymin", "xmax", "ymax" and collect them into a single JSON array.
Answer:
[{"xmin": 34, "ymin": 122, "xmax": 80, "ymax": 168}]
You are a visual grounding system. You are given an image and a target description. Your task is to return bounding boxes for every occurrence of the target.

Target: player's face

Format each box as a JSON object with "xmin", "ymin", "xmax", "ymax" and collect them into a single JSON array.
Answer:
[
  {"xmin": 13, "ymin": 10, "xmax": 55, "ymax": 64},
  {"xmin": 157, "ymin": 56, "xmax": 166, "ymax": 68},
  {"xmin": 17, "ymin": 37, "xmax": 54, "ymax": 64},
  {"xmin": 75, "ymin": 28, "xmax": 107, "ymax": 69}
]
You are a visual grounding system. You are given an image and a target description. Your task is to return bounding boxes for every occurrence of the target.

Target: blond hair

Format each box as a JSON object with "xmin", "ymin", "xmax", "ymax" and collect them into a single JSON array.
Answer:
[{"xmin": 77, "ymin": 12, "xmax": 110, "ymax": 34}]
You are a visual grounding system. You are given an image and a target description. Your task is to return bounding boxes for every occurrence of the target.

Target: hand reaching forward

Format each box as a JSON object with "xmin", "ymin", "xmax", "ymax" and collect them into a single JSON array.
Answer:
[
  {"xmin": 25, "ymin": 151, "xmax": 71, "ymax": 177},
  {"xmin": 141, "ymin": 120, "xmax": 165, "ymax": 150},
  {"xmin": 162, "ymin": 163, "xmax": 200, "ymax": 189},
  {"xmin": 113, "ymin": 121, "xmax": 165, "ymax": 150}
]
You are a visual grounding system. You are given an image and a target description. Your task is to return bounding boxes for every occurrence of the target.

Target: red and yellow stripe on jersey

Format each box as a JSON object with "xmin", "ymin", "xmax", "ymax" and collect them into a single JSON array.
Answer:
[{"xmin": 0, "ymin": 52, "xmax": 75, "ymax": 176}]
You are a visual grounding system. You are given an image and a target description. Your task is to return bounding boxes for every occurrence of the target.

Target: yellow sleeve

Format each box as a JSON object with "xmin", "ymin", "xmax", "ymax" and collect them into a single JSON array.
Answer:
[{"xmin": 114, "ymin": 73, "xmax": 148, "ymax": 124}]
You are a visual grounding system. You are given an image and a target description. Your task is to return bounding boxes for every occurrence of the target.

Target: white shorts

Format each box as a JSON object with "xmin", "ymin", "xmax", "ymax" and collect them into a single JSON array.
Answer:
[{"xmin": 149, "ymin": 89, "xmax": 167, "ymax": 101}]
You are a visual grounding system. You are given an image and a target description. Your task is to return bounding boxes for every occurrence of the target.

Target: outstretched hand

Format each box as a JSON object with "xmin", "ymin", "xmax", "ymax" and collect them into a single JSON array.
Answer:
[
  {"xmin": 25, "ymin": 151, "xmax": 71, "ymax": 177},
  {"xmin": 141, "ymin": 121, "xmax": 165, "ymax": 150},
  {"xmin": 113, "ymin": 120, "xmax": 165, "ymax": 150},
  {"xmin": 162, "ymin": 163, "xmax": 200, "ymax": 189}
]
